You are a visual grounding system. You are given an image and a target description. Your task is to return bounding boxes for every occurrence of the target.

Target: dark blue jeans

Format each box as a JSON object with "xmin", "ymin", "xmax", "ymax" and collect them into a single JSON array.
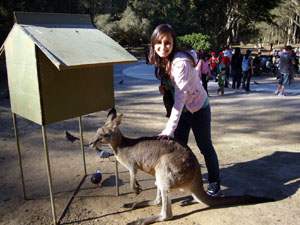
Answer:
[
  {"xmin": 232, "ymin": 68, "xmax": 242, "ymax": 89},
  {"xmin": 242, "ymin": 69, "xmax": 252, "ymax": 91},
  {"xmin": 174, "ymin": 105, "xmax": 220, "ymax": 184}
]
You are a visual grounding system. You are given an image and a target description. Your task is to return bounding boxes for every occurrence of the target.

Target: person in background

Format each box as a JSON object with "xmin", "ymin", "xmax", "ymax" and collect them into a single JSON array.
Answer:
[
  {"xmin": 241, "ymin": 49, "xmax": 253, "ymax": 92},
  {"xmin": 275, "ymin": 45, "xmax": 296, "ymax": 97},
  {"xmin": 149, "ymin": 24, "xmax": 221, "ymax": 196},
  {"xmin": 253, "ymin": 52, "xmax": 262, "ymax": 76},
  {"xmin": 187, "ymin": 46, "xmax": 198, "ymax": 62},
  {"xmin": 209, "ymin": 52, "xmax": 218, "ymax": 80},
  {"xmin": 217, "ymin": 68, "xmax": 226, "ymax": 96},
  {"xmin": 274, "ymin": 54, "xmax": 280, "ymax": 75},
  {"xmin": 231, "ymin": 47, "xmax": 243, "ymax": 89},
  {"xmin": 272, "ymin": 48, "xmax": 276, "ymax": 57},
  {"xmin": 220, "ymin": 50, "xmax": 231, "ymax": 87},
  {"xmin": 265, "ymin": 56, "xmax": 274, "ymax": 73},
  {"xmin": 218, "ymin": 51, "xmax": 224, "ymax": 74},
  {"xmin": 260, "ymin": 55, "xmax": 267, "ymax": 73},
  {"xmin": 197, "ymin": 48, "xmax": 203, "ymax": 60},
  {"xmin": 198, "ymin": 53, "xmax": 211, "ymax": 95},
  {"xmin": 224, "ymin": 45, "xmax": 233, "ymax": 83}
]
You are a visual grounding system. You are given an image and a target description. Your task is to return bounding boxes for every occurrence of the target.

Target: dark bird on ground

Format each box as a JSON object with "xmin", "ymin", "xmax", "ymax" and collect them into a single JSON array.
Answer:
[
  {"xmin": 91, "ymin": 170, "xmax": 102, "ymax": 185},
  {"xmin": 96, "ymin": 147, "xmax": 114, "ymax": 161},
  {"xmin": 65, "ymin": 130, "xmax": 79, "ymax": 143},
  {"xmin": 119, "ymin": 79, "xmax": 124, "ymax": 84}
]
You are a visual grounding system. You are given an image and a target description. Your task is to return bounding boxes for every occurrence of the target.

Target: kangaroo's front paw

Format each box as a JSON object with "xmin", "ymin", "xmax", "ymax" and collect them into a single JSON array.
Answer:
[
  {"xmin": 134, "ymin": 181, "xmax": 142, "ymax": 195},
  {"xmin": 134, "ymin": 187, "xmax": 142, "ymax": 195}
]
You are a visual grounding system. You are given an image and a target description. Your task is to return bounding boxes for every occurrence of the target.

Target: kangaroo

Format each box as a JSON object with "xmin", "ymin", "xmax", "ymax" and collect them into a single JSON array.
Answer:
[{"xmin": 89, "ymin": 108, "xmax": 274, "ymax": 225}]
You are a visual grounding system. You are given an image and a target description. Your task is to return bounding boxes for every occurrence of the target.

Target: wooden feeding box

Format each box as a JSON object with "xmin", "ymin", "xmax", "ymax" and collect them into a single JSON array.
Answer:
[
  {"xmin": 0, "ymin": 12, "xmax": 137, "ymax": 224},
  {"xmin": 1, "ymin": 12, "xmax": 137, "ymax": 125}
]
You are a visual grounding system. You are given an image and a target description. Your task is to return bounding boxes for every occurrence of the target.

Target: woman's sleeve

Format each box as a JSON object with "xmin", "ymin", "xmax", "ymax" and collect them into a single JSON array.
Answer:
[
  {"xmin": 160, "ymin": 60, "xmax": 189, "ymax": 136},
  {"xmin": 198, "ymin": 59, "xmax": 203, "ymax": 78},
  {"xmin": 207, "ymin": 61, "xmax": 211, "ymax": 76}
]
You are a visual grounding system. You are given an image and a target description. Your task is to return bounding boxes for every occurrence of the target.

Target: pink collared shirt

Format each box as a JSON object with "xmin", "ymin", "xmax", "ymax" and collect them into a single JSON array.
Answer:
[
  {"xmin": 198, "ymin": 59, "xmax": 211, "ymax": 78},
  {"xmin": 161, "ymin": 52, "xmax": 208, "ymax": 136}
]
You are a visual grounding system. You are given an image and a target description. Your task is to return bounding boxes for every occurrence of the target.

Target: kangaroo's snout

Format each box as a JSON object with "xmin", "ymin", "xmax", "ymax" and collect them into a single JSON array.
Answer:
[
  {"xmin": 89, "ymin": 137, "xmax": 99, "ymax": 148},
  {"xmin": 89, "ymin": 141, "xmax": 95, "ymax": 148}
]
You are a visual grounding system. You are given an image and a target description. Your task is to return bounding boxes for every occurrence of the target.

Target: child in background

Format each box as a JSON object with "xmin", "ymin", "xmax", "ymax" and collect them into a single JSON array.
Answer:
[{"xmin": 217, "ymin": 68, "xmax": 226, "ymax": 96}]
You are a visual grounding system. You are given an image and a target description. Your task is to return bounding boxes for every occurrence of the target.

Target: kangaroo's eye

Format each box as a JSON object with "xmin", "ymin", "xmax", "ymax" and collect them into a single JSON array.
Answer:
[{"xmin": 103, "ymin": 134, "xmax": 110, "ymax": 138}]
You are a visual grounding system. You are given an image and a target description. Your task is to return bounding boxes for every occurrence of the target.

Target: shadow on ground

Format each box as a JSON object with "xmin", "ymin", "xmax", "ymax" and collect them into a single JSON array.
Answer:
[{"xmin": 219, "ymin": 151, "xmax": 300, "ymax": 199}]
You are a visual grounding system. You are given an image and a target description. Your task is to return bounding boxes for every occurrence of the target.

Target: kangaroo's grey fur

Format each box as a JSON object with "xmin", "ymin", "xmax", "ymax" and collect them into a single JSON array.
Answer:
[{"xmin": 89, "ymin": 109, "xmax": 274, "ymax": 225}]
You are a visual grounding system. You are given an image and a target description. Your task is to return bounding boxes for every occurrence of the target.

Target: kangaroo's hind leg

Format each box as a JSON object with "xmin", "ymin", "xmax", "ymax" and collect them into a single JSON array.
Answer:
[
  {"xmin": 123, "ymin": 187, "xmax": 162, "ymax": 209},
  {"xmin": 127, "ymin": 174, "xmax": 173, "ymax": 225}
]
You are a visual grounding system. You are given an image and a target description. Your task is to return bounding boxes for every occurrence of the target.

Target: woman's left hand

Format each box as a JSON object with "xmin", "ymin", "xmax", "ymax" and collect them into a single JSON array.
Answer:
[{"xmin": 157, "ymin": 134, "xmax": 171, "ymax": 141}]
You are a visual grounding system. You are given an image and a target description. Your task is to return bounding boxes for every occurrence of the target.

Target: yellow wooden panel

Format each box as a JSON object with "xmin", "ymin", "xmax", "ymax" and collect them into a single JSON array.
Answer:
[
  {"xmin": 37, "ymin": 49, "xmax": 115, "ymax": 125},
  {"xmin": 5, "ymin": 25, "xmax": 42, "ymax": 124}
]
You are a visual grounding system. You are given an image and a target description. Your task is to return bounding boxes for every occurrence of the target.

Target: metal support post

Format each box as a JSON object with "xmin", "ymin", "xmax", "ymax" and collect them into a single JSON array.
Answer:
[
  {"xmin": 115, "ymin": 160, "xmax": 119, "ymax": 196},
  {"xmin": 78, "ymin": 116, "xmax": 87, "ymax": 175},
  {"xmin": 41, "ymin": 125, "xmax": 57, "ymax": 225},
  {"xmin": 12, "ymin": 113, "xmax": 27, "ymax": 200}
]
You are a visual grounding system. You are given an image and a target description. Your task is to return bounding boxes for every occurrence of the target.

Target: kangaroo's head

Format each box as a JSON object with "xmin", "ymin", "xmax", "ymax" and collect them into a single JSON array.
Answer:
[{"xmin": 89, "ymin": 108, "xmax": 123, "ymax": 148}]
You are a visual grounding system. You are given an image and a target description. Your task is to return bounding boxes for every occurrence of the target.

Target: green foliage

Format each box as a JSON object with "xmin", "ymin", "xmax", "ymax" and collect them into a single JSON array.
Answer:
[
  {"xmin": 0, "ymin": 0, "xmax": 286, "ymax": 49},
  {"xmin": 94, "ymin": 6, "xmax": 151, "ymax": 46},
  {"xmin": 177, "ymin": 33, "xmax": 212, "ymax": 51},
  {"xmin": 238, "ymin": 23, "xmax": 260, "ymax": 44},
  {"xmin": 128, "ymin": 0, "xmax": 201, "ymax": 35},
  {"xmin": 94, "ymin": 14, "xmax": 121, "ymax": 39},
  {"xmin": 118, "ymin": 6, "xmax": 151, "ymax": 45},
  {"xmin": 0, "ymin": 0, "xmax": 113, "ymax": 44}
]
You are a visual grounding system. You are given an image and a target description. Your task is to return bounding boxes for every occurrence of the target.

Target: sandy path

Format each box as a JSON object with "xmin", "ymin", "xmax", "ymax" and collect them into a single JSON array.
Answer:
[{"xmin": 0, "ymin": 61, "xmax": 300, "ymax": 225}]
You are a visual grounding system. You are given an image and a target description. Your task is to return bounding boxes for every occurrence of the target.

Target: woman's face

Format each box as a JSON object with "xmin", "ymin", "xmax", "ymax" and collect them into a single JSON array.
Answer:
[{"xmin": 154, "ymin": 33, "xmax": 174, "ymax": 58}]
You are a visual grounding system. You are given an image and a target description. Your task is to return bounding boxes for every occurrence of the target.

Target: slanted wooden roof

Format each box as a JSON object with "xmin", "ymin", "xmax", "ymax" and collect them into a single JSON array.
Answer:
[{"xmin": 0, "ymin": 12, "xmax": 137, "ymax": 70}]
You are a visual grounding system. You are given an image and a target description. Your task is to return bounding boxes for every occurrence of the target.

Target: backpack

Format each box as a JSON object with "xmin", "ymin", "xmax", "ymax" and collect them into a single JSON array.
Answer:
[{"xmin": 242, "ymin": 56, "xmax": 250, "ymax": 71}]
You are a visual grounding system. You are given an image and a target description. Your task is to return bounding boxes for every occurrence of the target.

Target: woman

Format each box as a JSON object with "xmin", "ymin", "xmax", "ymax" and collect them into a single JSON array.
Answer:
[
  {"xmin": 149, "ymin": 24, "xmax": 221, "ymax": 196},
  {"xmin": 198, "ymin": 53, "xmax": 211, "ymax": 95}
]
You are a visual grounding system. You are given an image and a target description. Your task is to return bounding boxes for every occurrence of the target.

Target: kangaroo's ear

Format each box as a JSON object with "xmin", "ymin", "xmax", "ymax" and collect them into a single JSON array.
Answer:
[
  {"xmin": 112, "ymin": 113, "xmax": 123, "ymax": 128},
  {"xmin": 106, "ymin": 108, "xmax": 117, "ymax": 124},
  {"xmin": 107, "ymin": 108, "xmax": 117, "ymax": 119}
]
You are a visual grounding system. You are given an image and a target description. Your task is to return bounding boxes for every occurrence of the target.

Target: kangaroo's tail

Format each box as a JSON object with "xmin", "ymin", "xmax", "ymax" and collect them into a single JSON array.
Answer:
[{"xmin": 190, "ymin": 171, "xmax": 275, "ymax": 207}]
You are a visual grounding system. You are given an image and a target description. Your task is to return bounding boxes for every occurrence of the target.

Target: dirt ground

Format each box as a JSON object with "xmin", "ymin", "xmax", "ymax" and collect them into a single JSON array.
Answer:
[{"xmin": 0, "ymin": 61, "xmax": 300, "ymax": 225}]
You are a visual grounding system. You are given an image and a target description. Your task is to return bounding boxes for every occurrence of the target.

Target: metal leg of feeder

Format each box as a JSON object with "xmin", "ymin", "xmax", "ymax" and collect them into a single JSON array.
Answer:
[
  {"xmin": 57, "ymin": 117, "xmax": 87, "ymax": 224},
  {"xmin": 115, "ymin": 160, "xmax": 119, "ymax": 196},
  {"xmin": 41, "ymin": 125, "xmax": 57, "ymax": 225},
  {"xmin": 78, "ymin": 116, "xmax": 87, "ymax": 175},
  {"xmin": 12, "ymin": 113, "xmax": 27, "ymax": 200},
  {"xmin": 58, "ymin": 175, "xmax": 86, "ymax": 223}
]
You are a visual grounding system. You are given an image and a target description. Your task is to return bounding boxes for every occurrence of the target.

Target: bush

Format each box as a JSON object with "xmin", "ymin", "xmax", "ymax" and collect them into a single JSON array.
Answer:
[
  {"xmin": 94, "ymin": 14, "xmax": 121, "ymax": 41},
  {"xmin": 94, "ymin": 7, "xmax": 151, "ymax": 47},
  {"xmin": 177, "ymin": 33, "xmax": 212, "ymax": 51}
]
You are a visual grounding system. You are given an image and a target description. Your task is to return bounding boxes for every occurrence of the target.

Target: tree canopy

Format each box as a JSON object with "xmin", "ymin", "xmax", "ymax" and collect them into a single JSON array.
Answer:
[
  {"xmin": 256, "ymin": 0, "xmax": 300, "ymax": 45},
  {"xmin": 1, "ymin": 0, "xmax": 295, "ymax": 51}
]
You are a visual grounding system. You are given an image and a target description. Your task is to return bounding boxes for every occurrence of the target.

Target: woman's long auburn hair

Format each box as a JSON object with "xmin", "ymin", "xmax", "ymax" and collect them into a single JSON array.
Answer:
[{"xmin": 149, "ymin": 24, "xmax": 196, "ymax": 78}]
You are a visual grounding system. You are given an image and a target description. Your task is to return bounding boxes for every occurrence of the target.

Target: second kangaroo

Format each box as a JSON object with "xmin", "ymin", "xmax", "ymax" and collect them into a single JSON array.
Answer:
[{"xmin": 89, "ymin": 109, "xmax": 274, "ymax": 225}]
